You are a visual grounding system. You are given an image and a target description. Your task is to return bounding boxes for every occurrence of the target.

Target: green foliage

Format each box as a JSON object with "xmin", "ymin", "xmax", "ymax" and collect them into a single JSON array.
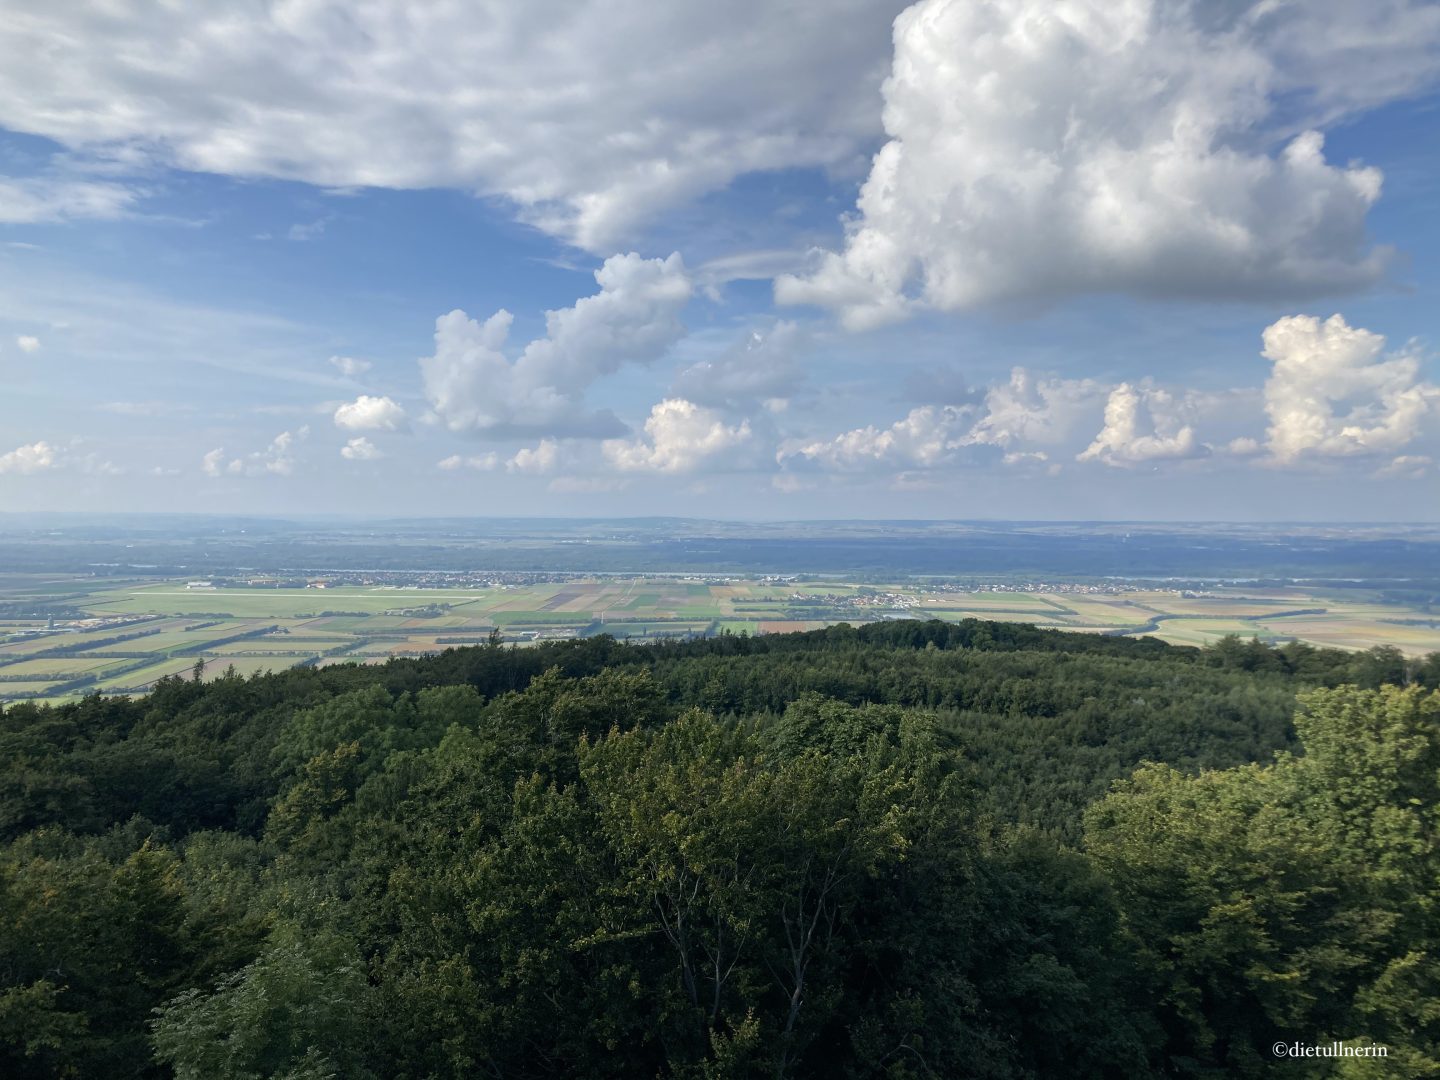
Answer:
[
  {"xmin": 0, "ymin": 621, "xmax": 1433, "ymax": 1076},
  {"xmin": 0, "ymin": 980, "xmax": 87, "ymax": 1074},
  {"xmin": 152, "ymin": 927, "xmax": 377, "ymax": 1080},
  {"xmin": 0, "ymin": 834, "xmax": 200, "ymax": 1078},
  {"xmin": 1085, "ymin": 685, "xmax": 1440, "ymax": 1076}
]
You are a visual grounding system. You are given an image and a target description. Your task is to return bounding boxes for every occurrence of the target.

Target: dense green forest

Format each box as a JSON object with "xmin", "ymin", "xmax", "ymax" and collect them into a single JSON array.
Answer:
[{"xmin": 2, "ymin": 621, "xmax": 1437, "ymax": 1078}]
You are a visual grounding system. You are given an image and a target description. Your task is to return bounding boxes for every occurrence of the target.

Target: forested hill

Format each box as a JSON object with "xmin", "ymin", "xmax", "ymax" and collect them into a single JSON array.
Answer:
[{"xmin": 3, "ymin": 621, "xmax": 1437, "ymax": 1077}]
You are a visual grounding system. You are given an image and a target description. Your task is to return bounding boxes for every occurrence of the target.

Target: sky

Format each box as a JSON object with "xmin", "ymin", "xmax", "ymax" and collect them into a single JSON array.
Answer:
[{"xmin": 1, "ymin": 0, "xmax": 1439, "ymax": 521}]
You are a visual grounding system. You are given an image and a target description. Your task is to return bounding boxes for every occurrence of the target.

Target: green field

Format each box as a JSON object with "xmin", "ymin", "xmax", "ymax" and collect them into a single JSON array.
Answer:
[{"xmin": 2, "ymin": 574, "xmax": 1437, "ymax": 705}]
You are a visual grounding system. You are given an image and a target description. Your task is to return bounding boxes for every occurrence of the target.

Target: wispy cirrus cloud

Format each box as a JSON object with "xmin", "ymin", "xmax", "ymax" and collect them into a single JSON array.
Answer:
[{"xmin": 0, "ymin": 175, "xmax": 141, "ymax": 224}]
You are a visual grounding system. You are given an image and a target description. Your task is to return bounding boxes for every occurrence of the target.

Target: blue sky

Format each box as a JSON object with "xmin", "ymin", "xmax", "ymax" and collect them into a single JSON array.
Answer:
[{"xmin": 1, "ymin": 0, "xmax": 1438, "ymax": 520}]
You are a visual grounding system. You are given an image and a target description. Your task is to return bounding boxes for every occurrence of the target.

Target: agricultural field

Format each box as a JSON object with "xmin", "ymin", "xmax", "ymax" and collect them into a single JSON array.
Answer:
[{"xmin": 1, "ymin": 573, "xmax": 1437, "ymax": 705}]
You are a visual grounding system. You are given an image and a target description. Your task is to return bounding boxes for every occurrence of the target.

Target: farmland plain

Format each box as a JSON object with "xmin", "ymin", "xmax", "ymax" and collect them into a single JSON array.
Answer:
[{"xmin": 3, "ymin": 572, "xmax": 1437, "ymax": 705}]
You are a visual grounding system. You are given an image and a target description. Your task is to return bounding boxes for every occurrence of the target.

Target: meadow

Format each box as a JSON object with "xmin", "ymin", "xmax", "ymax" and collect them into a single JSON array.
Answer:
[{"xmin": 2, "ymin": 573, "xmax": 1436, "ymax": 704}]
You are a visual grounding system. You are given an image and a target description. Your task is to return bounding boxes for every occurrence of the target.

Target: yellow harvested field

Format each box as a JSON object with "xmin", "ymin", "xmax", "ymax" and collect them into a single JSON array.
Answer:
[
  {"xmin": 1049, "ymin": 598, "xmax": 1153, "ymax": 624},
  {"xmin": 1250, "ymin": 617, "xmax": 1440, "ymax": 655}
]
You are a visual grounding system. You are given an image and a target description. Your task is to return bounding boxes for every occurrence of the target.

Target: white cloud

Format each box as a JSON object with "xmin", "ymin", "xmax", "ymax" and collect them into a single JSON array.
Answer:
[
  {"xmin": 0, "ymin": 177, "xmax": 139, "ymax": 224},
  {"xmin": 1376, "ymin": 454, "xmax": 1433, "ymax": 479},
  {"xmin": 421, "ymin": 252, "xmax": 692, "ymax": 438},
  {"xmin": 0, "ymin": 441, "xmax": 57, "ymax": 475},
  {"xmin": 779, "ymin": 365, "xmax": 1109, "ymax": 474},
  {"xmin": 779, "ymin": 404, "xmax": 971, "ymax": 472},
  {"xmin": 0, "ymin": 2, "xmax": 908, "ymax": 251},
  {"xmin": 603, "ymin": 398, "xmax": 753, "ymax": 473},
  {"xmin": 0, "ymin": 441, "xmax": 121, "ymax": 477},
  {"xmin": 438, "ymin": 453, "xmax": 499, "ymax": 472},
  {"xmin": 262, "ymin": 429, "xmax": 305, "ymax": 475},
  {"xmin": 1254, "ymin": 1, "xmax": 1440, "ymax": 124},
  {"xmin": 329, "ymin": 356, "xmax": 372, "ymax": 378},
  {"xmin": 340, "ymin": 436, "xmax": 382, "ymax": 460},
  {"xmin": 334, "ymin": 394, "xmax": 407, "ymax": 432},
  {"xmin": 507, "ymin": 439, "xmax": 562, "ymax": 474},
  {"xmin": 202, "ymin": 428, "xmax": 307, "ymax": 478},
  {"xmin": 1261, "ymin": 314, "xmax": 1437, "ymax": 464},
  {"xmin": 671, "ymin": 322, "xmax": 807, "ymax": 410},
  {"xmin": 1078, "ymin": 384, "xmax": 1207, "ymax": 466},
  {"xmin": 775, "ymin": 0, "xmax": 1432, "ymax": 327},
  {"xmin": 964, "ymin": 368, "xmax": 1104, "ymax": 450},
  {"xmin": 693, "ymin": 250, "xmax": 816, "ymax": 293},
  {"xmin": 15, "ymin": 335, "xmax": 40, "ymax": 353},
  {"xmin": 1002, "ymin": 450, "xmax": 1049, "ymax": 466},
  {"xmin": 778, "ymin": 363, "xmax": 1221, "ymax": 475}
]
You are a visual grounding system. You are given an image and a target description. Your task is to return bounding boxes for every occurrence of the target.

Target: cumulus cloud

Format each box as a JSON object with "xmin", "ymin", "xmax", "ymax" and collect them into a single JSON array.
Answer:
[
  {"xmin": 778, "ymin": 363, "xmax": 1214, "ymax": 476},
  {"xmin": 333, "ymin": 394, "xmax": 407, "ymax": 432},
  {"xmin": 421, "ymin": 252, "xmax": 692, "ymax": 438},
  {"xmin": 15, "ymin": 335, "xmax": 40, "ymax": 353},
  {"xmin": 779, "ymin": 404, "xmax": 972, "ymax": 472},
  {"xmin": 671, "ymin": 322, "xmax": 807, "ymax": 410},
  {"xmin": 0, "ymin": 177, "xmax": 139, "ymax": 224},
  {"xmin": 1261, "ymin": 314, "xmax": 1437, "ymax": 464},
  {"xmin": 0, "ymin": 441, "xmax": 122, "ymax": 477},
  {"xmin": 602, "ymin": 399, "xmax": 753, "ymax": 473},
  {"xmin": 1001, "ymin": 451, "xmax": 1054, "ymax": 474},
  {"xmin": 329, "ymin": 356, "xmax": 372, "ymax": 378},
  {"xmin": 202, "ymin": 428, "xmax": 307, "ymax": 478},
  {"xmin": 964, "ymin": 368, "xmax": 1104, "ymax": 451},
  {"xmin": 776, "ymin": 0, "xmax": 1433, "ymax": 327},
  {"xmin": 340, "ymin": 436, "xmax": 382, "ymax": 460},
  {"xmin": 0, "ymin": 2, "xmax": 908, "ymax": 251},
  {"xmin": 507, "ymin": 440, "xmax": 563, "ymax": 475},
  {"xmin": 0, "ymin": 441, "xmax": 57, "ymax": 475},
  {"xmin": 1077, "ymin": 384, "xmax": 1207, "ymax": 466}
]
